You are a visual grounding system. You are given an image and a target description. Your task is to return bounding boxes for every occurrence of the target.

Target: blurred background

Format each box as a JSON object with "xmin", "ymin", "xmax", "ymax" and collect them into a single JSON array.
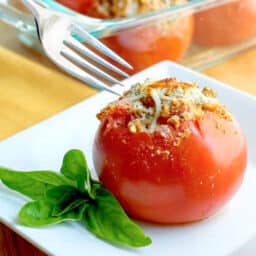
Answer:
[{"xmin": 0, "ymin": 0, "xmax": 256, "ymax": 255}]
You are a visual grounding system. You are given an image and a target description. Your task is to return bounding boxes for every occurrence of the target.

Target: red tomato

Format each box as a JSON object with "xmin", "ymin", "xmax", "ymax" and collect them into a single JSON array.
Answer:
[
  {"xmin": 93, "ymin": 97, "xmax": 247, "ymax": 224},
  {"xmin": 194, "ymin": 0, "xmax": 256, "ymax": 46},
  {"xmin": 56, "ymin": 0, "xmax": 94, "ymax": 13},
  {"xmin": 101, "ymin": 15, "xmax": 194, "ymax": 73}
]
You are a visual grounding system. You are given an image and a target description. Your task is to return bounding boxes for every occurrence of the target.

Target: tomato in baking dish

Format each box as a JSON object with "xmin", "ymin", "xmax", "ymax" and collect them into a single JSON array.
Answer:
[
  {"xmin": 100, "ymin": 16, "xmax": 193, "ymax": 73},
  {"xmin": 55, "ymin": 0, "xmax": 194, "ymax": 73},
  {"xmin": 93, "ymin": 78, "xmax": 247, "ymax": 224},
  {"xmin": 194, "ymin": 0, "xmax": 256, "ymax": 46},
  {"xmin": 56, "ymin": 0, "xmax": 94, "ymax": 13}
]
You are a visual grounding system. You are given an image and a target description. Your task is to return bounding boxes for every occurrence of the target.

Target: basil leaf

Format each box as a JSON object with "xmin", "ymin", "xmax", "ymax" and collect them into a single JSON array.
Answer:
[
  {"xmin": 60, "ymin": 149, "xmax": 91, "ymax": 193},
  {"xmin": 18, "ymin": 199, "xmax": 87, "ymax": 227},
  {"xmin": 84, "ymin": 186, "xmax": 152, "ymax": 247},
  {"xmin": 53, "ymin": 199, "xmax": 87, "ymax": 217},
  {"xmin": 1, "ymin": 149, "xmax": 153, "ymax": 248},
  {"xmin": 45, "ymin": 185, "xmax": 88, "ymax": 216},
  {"xmin": 0, "ymin": 167, "xmax": 69, "ymax": 200},
  {"xmin": 46, "ymin": 185, "xmax": 82, "ymax": 202}
]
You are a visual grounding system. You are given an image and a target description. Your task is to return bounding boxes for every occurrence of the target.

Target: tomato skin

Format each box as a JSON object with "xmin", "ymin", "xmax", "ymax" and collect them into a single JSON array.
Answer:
[
  {"xmin": 93, "ymin": 110, "xmax": 247, "ymax": 223},
  {"xmin": 101, "ymin": 15, "xmax": 194, "ymax": 73},
  {"xmin": 194, "ymin": 0, "xmax": 256, "ymax": 46},
  {"xmin": 56, "ymin": 0, "xmax": 94, "ymax": 13}
]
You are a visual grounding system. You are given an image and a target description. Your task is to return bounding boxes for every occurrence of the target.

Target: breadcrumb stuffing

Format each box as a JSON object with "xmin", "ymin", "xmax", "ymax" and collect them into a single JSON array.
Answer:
[
  {"xmin": 91, "ymin": 0, "xmax": 182, "ymax": 18},
  {"xmin": 97, "ymin": 78, "xmax": 232, "ymax": 145}
]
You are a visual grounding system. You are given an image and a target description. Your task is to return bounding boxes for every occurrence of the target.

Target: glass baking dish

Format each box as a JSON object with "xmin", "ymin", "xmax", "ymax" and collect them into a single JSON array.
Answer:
[{"xmin": 0, "ymin": 0, "xmax": 256, "ymax": 72}]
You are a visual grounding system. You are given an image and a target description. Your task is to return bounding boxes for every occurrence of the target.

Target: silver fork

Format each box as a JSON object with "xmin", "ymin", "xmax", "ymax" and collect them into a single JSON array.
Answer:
[{"xmin": 20, "ymin": 0, "xmax": 133, "ymax": 95}]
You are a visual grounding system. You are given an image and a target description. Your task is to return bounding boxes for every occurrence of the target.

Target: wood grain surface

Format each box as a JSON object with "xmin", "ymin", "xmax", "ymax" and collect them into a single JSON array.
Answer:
[{"xmin": 0, "ymin": 21, "xmax": 255, "ymax": 256}]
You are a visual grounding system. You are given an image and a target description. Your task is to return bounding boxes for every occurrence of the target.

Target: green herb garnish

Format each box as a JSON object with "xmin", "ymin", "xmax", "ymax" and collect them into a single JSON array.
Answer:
[{"xmin": 0, "ymin": 149, "xmax": 151, "ymax": 247}]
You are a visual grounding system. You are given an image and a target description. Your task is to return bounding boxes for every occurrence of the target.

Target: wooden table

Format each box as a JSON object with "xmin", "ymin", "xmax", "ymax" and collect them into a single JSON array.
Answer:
[{"xmin": 0, "ymin": 21, "xmax": 255, "ymax": 256}]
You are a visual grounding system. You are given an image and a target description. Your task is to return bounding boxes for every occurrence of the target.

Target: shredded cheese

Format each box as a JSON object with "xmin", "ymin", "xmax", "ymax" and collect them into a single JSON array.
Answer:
[
  {"xmin": 97, "ymin": 78, "xmax": 232, "ymax": 136},
  {"xmin": 148, "ymin": 88, "xmax": 162, "ymax": 133}
]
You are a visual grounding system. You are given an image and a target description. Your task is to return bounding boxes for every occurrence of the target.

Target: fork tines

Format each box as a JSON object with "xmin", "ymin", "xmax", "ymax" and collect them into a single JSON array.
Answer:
[{"xmin": 61, "ymin": 23, "xmax": 133, "ymax": 92}]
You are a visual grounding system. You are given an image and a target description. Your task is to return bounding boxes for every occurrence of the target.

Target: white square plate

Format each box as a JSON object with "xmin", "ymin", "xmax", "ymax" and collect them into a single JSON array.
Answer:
[{"xmin": 0, "ymin": 61, "xmax": 255, "ymax": 256}]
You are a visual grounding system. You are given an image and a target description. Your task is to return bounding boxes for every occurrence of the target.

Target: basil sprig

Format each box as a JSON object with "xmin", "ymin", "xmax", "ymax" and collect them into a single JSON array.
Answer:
[{"xmin": 0, "ymin": 149, "xmax": 151, "ymax": 247}]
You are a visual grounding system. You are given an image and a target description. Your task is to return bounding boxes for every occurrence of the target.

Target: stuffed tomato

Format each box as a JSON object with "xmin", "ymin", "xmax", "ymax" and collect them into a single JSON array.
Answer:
[
  {"xmin": 194, "ymin": 0, "xmax": 256, "ymax": 46},
  {"xmin": 93, "ymin": 78, "xmax": 247, "ymax": 224},
  {"xmin": 55, "ymin": 0, "xmax": 194, "ymax": 73}
]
